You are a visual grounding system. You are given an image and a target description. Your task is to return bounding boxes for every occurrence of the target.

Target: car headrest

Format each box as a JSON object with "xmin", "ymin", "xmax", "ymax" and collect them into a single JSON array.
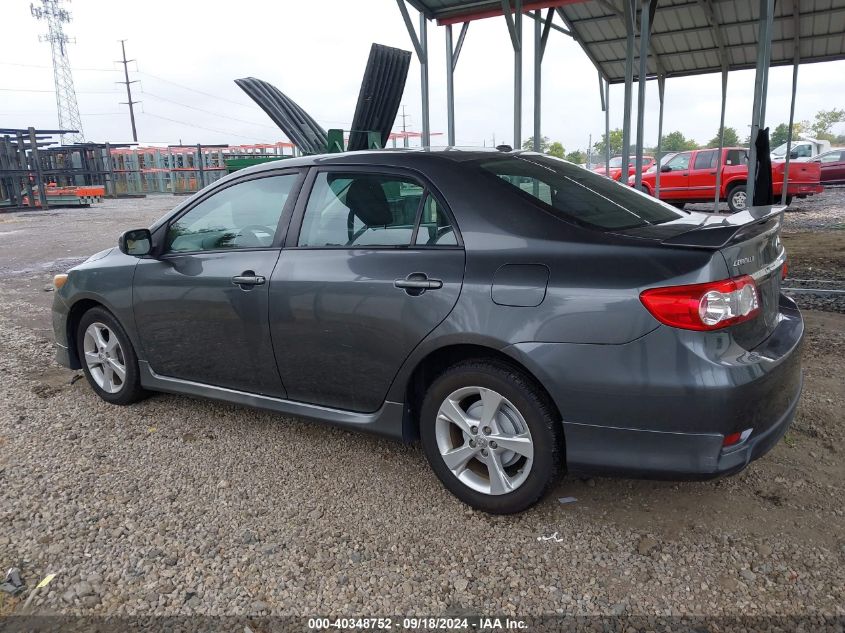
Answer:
[{"xmin": 345, "ymin": 178, "xmax": 393, "ymax": 227}]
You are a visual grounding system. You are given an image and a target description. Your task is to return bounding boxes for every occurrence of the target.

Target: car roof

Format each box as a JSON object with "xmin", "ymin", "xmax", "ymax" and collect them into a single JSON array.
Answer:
[{"xmin": 238, "ymin": 147, "xmax": 529, "ymax": 176}]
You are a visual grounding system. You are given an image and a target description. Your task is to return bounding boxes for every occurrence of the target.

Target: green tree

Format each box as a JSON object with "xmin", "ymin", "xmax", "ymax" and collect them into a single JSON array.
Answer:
[
  {"xmin": 547, "ymin": 141, "xmax": 565, "ymax": 158},
  {"xmin": 593, "ymin": 128, "xmax": 624, "ymax": 157},
  {"xmin": 810, "ymin": 108, "xmax": 845, "ymax": 140},
  {"xmin": 706, "ymin": 126, "xmax": 740, "ymax": 148},
  {"xmin": 565, "ymin": 150, "xmax": 586, "ymax": 164},
  {"xmin": 771, "ymin": 122, "xmax": 806, "ymax": 147},
  {"xmin": 522, "ymin": 136, "xmax": 551, "ymax": 152},
  {"xmin": 660, "ymin": 131, "xmax": 698, "ymax": 151}
]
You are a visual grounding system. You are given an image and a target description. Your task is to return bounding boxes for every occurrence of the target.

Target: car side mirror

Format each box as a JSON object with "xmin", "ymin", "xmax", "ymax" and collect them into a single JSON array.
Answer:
[
  {"xmin": 118, "ymin": 228, "xmax": 152, "ymax": 257},
  {"xmin": 661, "ymin": 165, "xmax": 672, "ymax": 172}
]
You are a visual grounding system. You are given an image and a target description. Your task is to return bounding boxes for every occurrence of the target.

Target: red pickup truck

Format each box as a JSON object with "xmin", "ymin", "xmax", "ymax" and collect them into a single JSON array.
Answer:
[{"xmin": 632, "ymin": 147, "xmax": 824, "ymax": 212}]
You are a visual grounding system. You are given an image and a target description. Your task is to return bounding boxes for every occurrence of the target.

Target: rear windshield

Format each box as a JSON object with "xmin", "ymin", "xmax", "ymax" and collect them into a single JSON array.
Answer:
[{"xmin": 476, "ymin": 154, "xmax": 686, "ymax": 231}]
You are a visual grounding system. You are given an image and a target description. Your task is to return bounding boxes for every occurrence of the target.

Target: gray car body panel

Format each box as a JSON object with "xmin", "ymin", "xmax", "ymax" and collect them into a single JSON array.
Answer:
[{"xmin": 52, "ymin": 149, "xmax": 804, "ymax": 478}]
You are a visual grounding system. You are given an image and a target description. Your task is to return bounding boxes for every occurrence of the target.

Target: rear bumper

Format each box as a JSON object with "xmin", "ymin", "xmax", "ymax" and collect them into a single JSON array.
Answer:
[
  {"xmin": 784, "ymin": 182, "xmax": 824, "ymax": 196},
  {"xmin": 507, "ymin": 294, "xmax": 804, "ymax": 479}
]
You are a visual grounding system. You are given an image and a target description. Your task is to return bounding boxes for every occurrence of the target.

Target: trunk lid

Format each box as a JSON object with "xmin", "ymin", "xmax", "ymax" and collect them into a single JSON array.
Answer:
[
  {"xmin": 615, "ymin": 205, "xmax": 786, "ymax": 347},
  {"xmin": 718, "ymin": 213, "xmax": 785, "ymax": 347}
]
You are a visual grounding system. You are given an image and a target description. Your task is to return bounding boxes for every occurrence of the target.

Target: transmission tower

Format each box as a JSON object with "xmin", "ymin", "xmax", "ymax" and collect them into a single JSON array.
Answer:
[{"xmin": 31, "ymin": 0, "xmax": 85, "ymax": 144}]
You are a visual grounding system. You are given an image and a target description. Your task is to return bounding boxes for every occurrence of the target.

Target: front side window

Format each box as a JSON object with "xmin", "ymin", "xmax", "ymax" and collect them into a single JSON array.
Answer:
[
  {"xmin": 298, "ymin": 172, "xmax": 427, "ymax": 247},
  {"xmin": 819, "ymin": 151, "xmax": 841, "ymax": 163},
  {"xmin": 167, "ymin": 175, "xmax": 298, "ymax": 252},
  {"xmin": 477, "ymin": 155, "xmax": 684, "ymax": 231},
  {"xmin": 666, "ymin": 152, "xmax": 692, "ymax": 171}
]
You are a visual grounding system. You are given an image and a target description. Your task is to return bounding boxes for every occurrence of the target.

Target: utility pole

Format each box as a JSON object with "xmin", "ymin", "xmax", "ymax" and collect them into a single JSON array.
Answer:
[
  {"xmin": 399, "ymin": 105, "xmax": 411, "ymax": 148},
  {"xmin": 31, "ymin": 0, "xmax": 84, "ymax": 144},
  {"xmin": 117, "ymin": 40, "xmax": 139, "ymax": 142}
]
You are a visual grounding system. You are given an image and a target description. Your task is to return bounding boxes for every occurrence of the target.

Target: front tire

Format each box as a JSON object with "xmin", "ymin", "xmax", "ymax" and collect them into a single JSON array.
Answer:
[
  {"xmin": 420, "ymin": 359, "xmax": 563, "ymax": 514},
  {"xmin": 76, "ymin": 307, "xmax": 147, "ymax": 405}
]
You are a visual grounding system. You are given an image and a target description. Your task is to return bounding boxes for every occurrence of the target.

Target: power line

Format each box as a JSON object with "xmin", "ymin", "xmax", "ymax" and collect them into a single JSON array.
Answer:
[
  {"xmin": 136, "ymin": 70, "xmax": 349, "ymax": 125},
  {"xmin": 0, "ymin": 87, "xmax": 121, "ymax": 93},
  {"xmin": 0, "ymin": 61, "xmax": 119, "ymax": 72},
  {"xmin": 136, "ymin": 71, "xmax": 257, "ymax": 109},
  {"xmin": 140, "ymin": 90, "xmax": 281, "ymax": 130},
  {"xmin": 140, "ymin": 111, "xmax": 272, "ymax": 142}
]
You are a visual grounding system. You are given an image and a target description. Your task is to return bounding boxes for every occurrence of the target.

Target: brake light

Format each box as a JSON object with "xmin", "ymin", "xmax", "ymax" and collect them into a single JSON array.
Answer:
[
  {"xmin": 640, "ymin": 275, "xmax": 760, "ymax": 331},
  {"xmin": 782, "ymin": 259, "xmax": 788, "ymax": 280}
]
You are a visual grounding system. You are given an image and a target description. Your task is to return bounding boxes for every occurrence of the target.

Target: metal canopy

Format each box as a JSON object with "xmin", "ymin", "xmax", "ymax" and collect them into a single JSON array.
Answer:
[
  {"xmin": 560, "ymin": 0, "xmax": 845, "ymax": 83},
  {"xmin": 408, "ymin": 0, "xmax": 845, "ymax": 82}
]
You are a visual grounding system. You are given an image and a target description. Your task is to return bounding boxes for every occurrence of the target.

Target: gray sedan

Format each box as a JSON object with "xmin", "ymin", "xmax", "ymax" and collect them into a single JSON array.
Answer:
[{"xmin": 52, "ymin": 149, "xmax": 803, "ymax": 514}]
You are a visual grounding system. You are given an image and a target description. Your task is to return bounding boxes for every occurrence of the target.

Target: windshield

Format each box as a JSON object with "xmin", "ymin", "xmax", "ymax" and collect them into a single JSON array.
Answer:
[
  {"xmin": 608, "ymin": 156, "xmax": 624, "ymax": 168},
  {"xmin": 771, "ymin": 142, "xmax": 788, "ymax": 157},
  {"xmin": 476, "ymin": 154, "xmax": 686, "ymax": 231}
]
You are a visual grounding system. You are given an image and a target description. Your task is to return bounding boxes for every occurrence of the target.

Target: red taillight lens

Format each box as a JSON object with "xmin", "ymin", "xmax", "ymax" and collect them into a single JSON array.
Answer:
[
  {"xmin": 781, "ymin": 259, "xmax": 788, "ymax": 280},
  {"xmin": 640, "ymin": 275, "xmax": 760, "ymax": 331},
  {"xmin": 722, "ymin": 432, "xmax": 742, "ymax": 447}
]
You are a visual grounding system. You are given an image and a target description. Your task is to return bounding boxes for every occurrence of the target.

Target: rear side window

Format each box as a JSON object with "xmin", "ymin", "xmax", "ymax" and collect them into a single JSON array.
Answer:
[
  {"xmin": 693, "ymin": 150, "xmax": 718, "ymax": 170},
  {"xmin": 725, "ymin": 149, "xmax": 748, "ymax": 166},
  {"xmin": 415, "ymin": 195, "xmax": 457, "ymax": 246},
  {"xmin": 297, "ymin": 172, "xmax": 457, "ymax": 248},
  {"xmin": 476, "ymin": 155, "xmax": 684, "ymax": 231}
]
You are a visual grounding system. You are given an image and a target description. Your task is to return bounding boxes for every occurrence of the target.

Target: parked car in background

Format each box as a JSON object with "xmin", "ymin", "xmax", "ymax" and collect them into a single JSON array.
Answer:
[
  {"xmin": 771, "ymin": 137, "xmax": 831, "ymax": 162},
  {"xmin": 810, "ymin": 148, "xmax": 845, "ymax": 185},
  {"xmin": 632, "ymin": 147, "xmax": 824, "ymax": 212},
  {"xmin": 52, "ymin": 149, "xmax": 803, "ymax": 514},
  {"xmin": 592, "ymin": 155, "xmax": 655, "ymax": 181}
]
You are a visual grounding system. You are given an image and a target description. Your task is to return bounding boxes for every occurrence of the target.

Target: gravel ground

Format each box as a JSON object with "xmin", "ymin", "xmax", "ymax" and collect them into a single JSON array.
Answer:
[{"xmin": 0, "ymin": 194, "xmax": 844, "ymax": 624}]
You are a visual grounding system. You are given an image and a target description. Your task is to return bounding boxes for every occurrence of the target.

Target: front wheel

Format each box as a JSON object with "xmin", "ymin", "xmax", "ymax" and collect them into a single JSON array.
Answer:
[
  {"xmin": 727, "ymin": 185, "xmax": 748, "ymax": 213},
  {"xmin": 76, "ymin": 307, "xmax": 147, "ymax": 405},
  {"xmin": 420, "ymin": 359, "xmax": 563, "ymax": 514}
]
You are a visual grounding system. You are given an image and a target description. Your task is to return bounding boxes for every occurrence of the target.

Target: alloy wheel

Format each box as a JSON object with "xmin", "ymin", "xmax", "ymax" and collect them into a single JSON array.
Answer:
[
  {"xmin": 83, "ymin": 322, "xmax": 127, "ymax": 394},
  {"xmin": 434, "ymin": 386, "xmax": 534, "ymax": 495},
  {"xmin": 731, "ymin": 189, "xmax": 748, "ymax": 211}
]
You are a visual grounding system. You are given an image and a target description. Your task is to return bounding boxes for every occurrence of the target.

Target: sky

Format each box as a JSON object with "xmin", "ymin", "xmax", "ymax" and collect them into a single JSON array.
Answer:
[{"xmin": 1, "ymin": 0, "xmax": 844, "ymax": 152}]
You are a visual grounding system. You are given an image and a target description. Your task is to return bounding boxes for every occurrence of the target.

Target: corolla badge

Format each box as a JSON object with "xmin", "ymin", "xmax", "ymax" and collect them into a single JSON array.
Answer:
[{"xmin": 734, "ymin": 255, "xmax": 755, "ymax": 266}]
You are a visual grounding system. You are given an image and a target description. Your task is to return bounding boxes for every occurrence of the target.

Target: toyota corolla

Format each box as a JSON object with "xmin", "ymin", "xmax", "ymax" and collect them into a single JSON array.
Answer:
[{"xmin": 52, "ymin": 149, "xmax": 803, "ymax": 514}]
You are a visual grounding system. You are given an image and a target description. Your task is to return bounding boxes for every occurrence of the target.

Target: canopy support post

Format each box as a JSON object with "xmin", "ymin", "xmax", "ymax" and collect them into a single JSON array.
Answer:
[
  {"xmin": 599, "ymin": 74, "xmax": 610, "ymax": 178},
  {"xmin": 634, "ymin": 0, "xmax": 651, "ymax": 190},
  {"xmin": 781, "ymin": 0, "xmax": 800, "ymax": 206},
  {"xmin": 502, "ymin": 0, "xmax": 523, "ymax": 148},
  {"xmin": 747, "ymin": 0, "xmax": 774, "ymax": 206},
  {"xmin": 445, "ymin": 22, "xmax": 469, "ymax": 147},
  {"xmin": 620, "ymin": 0, "xmax": 635, "ymax": 184},
  {"xmin": 654, "ymin": 74, "xmax": 665, "ymax": 196},
  {"xmin": 714, "ymin": 67, "xmax": 728, "ymax": 212},
  {"xmin": 396, "ymin": 1, "xmax": 430, "ymax": 147},
  {"xmin": 532, "ymin": 8, "xmax": 553, "ymax": 153}
]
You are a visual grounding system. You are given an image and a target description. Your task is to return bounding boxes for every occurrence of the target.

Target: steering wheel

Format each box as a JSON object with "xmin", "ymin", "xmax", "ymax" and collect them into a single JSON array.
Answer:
[{"xmin": 236, "ymin": 224, "xmax": 274, "ymax": 247}]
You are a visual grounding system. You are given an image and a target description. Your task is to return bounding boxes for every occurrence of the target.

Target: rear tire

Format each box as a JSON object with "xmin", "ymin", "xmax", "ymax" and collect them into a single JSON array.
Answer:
[
  {"xmin": 419, "ymin": 359, "xmax": 563, "ymax": 514},
  {"xmin": 76, "ymin": 307, "xmax": 147, "ymax": 406},
  {"xmin": 727, "ymin": 184, "xmax": 748, "ymax": 213}
]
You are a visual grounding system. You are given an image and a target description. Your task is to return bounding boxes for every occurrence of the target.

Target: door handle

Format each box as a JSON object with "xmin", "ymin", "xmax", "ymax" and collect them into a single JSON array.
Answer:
[
  {"xmin": 232, "ymin": 273, "xmax": 266, "ymax": 287},
  {"xmin": 394, "ymin": 273, "xmax": 443, "ymax": 295}
]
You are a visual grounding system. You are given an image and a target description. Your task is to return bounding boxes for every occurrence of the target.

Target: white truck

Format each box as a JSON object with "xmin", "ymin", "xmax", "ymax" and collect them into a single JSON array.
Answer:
[{"xmin": 771, "ymin": 136, "xmax": 831, "ymax": 162}]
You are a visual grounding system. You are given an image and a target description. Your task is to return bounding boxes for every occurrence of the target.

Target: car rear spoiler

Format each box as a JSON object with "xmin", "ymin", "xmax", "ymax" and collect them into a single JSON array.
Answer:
[{"xmin": 661, "ymin": 205, "xmax": 786, "ymax": 248}]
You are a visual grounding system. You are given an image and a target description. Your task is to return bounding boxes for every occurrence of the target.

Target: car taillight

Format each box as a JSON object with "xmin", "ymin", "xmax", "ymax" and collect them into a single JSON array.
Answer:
[
  {"xmin": 640, "ymin": 275, "xmax": 760, "ymax": 331},
  {"xmin": 782, "ymin": 259, "xmax": 788, "ymax": 280}
]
